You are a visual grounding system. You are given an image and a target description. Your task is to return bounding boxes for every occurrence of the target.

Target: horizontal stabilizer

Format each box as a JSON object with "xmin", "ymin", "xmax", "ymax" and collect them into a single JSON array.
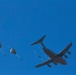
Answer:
[{"xmin": 31, "ymin": 35, "xmax": 46, "ymax": 46}]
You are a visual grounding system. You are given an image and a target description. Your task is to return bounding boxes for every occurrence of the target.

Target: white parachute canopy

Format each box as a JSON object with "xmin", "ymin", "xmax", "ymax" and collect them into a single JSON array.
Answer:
[
  {"xmin": 0, "ymin": 43, "xmax": 6, "ymax": 56},
  {"xmin": 10, "ymin": 48, "xmax": 22, "ymax": 60},
  {"xmin": 10, "ymin": 48, "xmax": 16, "ymax": 54}
]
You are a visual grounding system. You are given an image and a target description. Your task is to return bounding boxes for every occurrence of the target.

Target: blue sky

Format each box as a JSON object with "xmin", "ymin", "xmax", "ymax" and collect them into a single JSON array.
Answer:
[{"xmin": 0, "ymin": 0, "xmax": 76, "ymax": 75}]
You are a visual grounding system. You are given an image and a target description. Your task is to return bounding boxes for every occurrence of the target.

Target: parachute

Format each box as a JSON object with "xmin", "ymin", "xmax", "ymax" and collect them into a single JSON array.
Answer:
[
  {"xmin": 10, "ymin": 48, "xmax": 16, "ymax": 54},
  {"xmin": 0, "ymin": 43, "xmax": 6, "ymax": 56},
  {"xmin": 10, "ymin": 48, "xmax": 22, "ymax": 60}
]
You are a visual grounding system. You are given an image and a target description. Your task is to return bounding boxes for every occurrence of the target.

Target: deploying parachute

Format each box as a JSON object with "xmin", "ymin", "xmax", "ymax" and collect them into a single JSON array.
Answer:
[
  {"xmin": 10, "ymin": 48, "xmax": 22, "ymax": 60},
  {"xmin": 0, "ymin": 43, "xmax": 6, "ymax": 56}
]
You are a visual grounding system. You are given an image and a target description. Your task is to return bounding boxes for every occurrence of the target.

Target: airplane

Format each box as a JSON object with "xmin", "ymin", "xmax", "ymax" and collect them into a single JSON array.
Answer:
[{"xmin": 31, "ymin": 35, "xmax": 72, "ymax": 68}]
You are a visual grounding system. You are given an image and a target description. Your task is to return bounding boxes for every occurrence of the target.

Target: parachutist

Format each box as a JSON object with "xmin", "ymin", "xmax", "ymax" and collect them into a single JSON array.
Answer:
[
  {"xmin": 4, "ymin": 54, "xmax": 6, "ymax": 57},
  {"xmin": 38, "ymin": 56, "xmax": 41, "ymax": 58},
  {"xmin": 0, "ymin": 43, "xmax": 2, "ymax": 48},
  {"xmin": 21, "ymin": 59, "xmax": 22, "ymax": 60}
]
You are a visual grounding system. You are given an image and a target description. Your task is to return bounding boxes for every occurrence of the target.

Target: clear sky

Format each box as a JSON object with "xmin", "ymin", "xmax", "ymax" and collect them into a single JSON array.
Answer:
[{"xmin": 0, "ymin": 0, "xmax": 76, "ymax": 75}]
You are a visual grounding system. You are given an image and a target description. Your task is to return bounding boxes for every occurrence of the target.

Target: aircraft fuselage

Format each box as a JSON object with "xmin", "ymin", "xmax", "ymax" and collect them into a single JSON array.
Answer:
[{"xmin": 43, "ymin": 47, "xmax": 67, "ymax": 65}]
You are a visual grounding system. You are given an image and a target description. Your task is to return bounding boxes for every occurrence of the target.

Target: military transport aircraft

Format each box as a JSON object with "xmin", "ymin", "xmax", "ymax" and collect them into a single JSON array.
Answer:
[{"xmin": 31, "ymin": 35, "xmax": 72, "ymax": 68}]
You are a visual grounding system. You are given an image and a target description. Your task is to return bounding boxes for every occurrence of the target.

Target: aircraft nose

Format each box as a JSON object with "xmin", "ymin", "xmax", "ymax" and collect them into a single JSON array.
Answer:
[{"xmin": 61, "ymin": 59, "xmax": 67, "ymax": 65}]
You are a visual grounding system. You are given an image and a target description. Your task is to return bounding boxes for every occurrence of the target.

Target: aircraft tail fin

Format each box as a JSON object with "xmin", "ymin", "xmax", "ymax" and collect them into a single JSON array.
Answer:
[{"xmin": 31, "ymin": 35, "xmax": 46, "ymax": 46}]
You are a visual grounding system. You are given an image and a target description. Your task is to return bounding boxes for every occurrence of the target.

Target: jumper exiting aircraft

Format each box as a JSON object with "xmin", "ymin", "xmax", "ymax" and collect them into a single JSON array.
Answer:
[{"xmin": 31, "ymin": 35, "xmax": 72, "ymax": 68}]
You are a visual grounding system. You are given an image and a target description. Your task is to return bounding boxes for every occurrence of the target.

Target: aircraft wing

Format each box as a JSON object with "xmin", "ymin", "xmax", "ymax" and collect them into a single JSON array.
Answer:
[
  {"xmin": 58, "ymin": 42, "xmax": 72, "ymax": 57},
  {"xmin": 35, "ymin": 59, "xmax": 52, "ymax": 68}
]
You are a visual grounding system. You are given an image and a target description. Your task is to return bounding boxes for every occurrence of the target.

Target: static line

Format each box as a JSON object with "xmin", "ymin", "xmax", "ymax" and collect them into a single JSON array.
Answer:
[
  {"xmin": 16, "ymin": 54, "xmax": 22, "ymax": 60},
  {"xmin": 0, "ymin": 49, "xmax": 6, "ymax": 56},
  {"xmin": 34, "ymin": 50, "xmax": 44, "ymax": 61}
]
